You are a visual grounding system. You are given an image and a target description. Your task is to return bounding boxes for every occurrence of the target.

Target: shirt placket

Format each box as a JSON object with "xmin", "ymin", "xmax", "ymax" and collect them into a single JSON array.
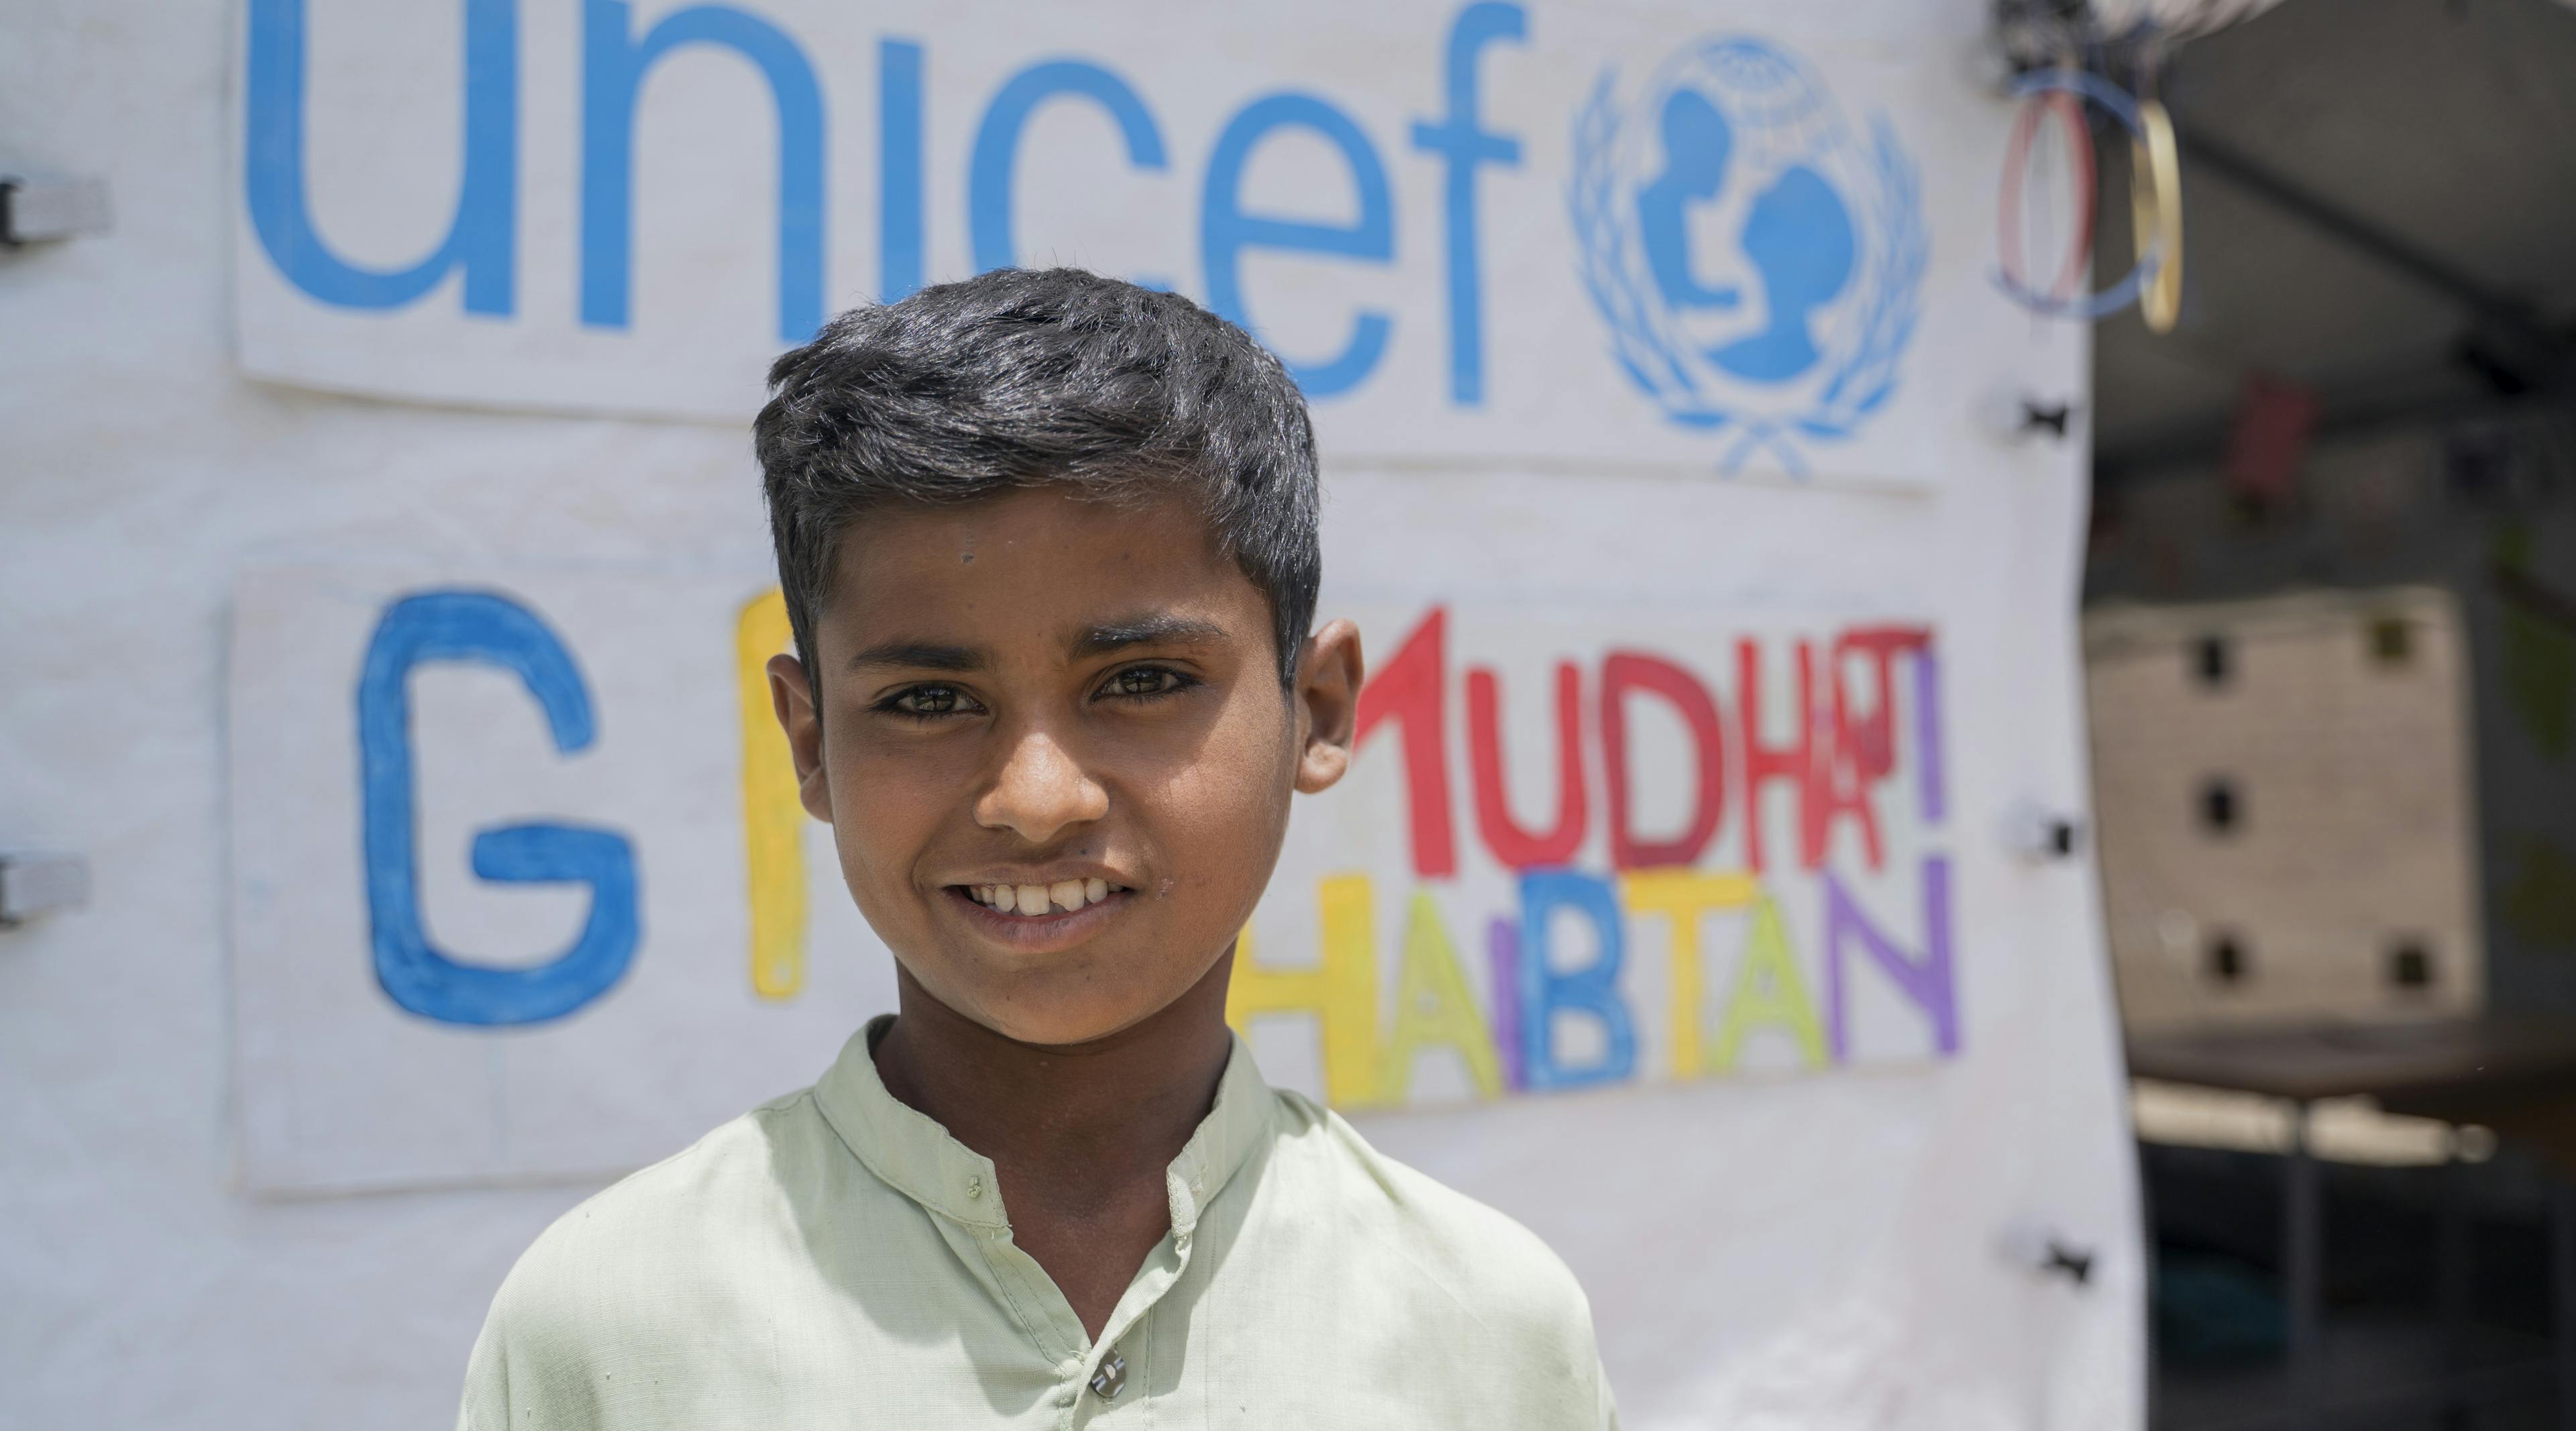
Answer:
[
  {"xmin": 953, "ymin": 1219, "xmax": 1193, "ymax": 1428},
  {"xmin": 815, "ymin": 1020, "xmax": 1268, "ymax": 1428},
  {"xmin": 1053, "ymin": 1153, "xmax": 1214, "ymax": 1430}
]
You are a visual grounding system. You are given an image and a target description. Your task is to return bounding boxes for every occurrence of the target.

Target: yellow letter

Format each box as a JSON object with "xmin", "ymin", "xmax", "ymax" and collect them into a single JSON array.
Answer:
[
  {"xmin": 1709, "ymin": 895, "xmax": 1829, "ymax": 1072},
  {"xmin": 737, "ymin": 586, "xmax": 805, "ymax": 1000},
  {"xmin": 1228, "ymin": 873, "xmax": 1381, "ymax": 1107},
  {"xmin": 1381, "ymin": 891, "xmax": 1502, "ymax": 1102},
  {"xmin": 1619, "ymin": 870, "xmax": 1758, "ymax": 1076}
]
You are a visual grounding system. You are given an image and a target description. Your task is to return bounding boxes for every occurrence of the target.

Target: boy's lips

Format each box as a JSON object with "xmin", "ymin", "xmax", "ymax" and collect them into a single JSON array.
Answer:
[{"xmin": 942, "ymin": 883, "xmax": 1134, "ymax": 952}]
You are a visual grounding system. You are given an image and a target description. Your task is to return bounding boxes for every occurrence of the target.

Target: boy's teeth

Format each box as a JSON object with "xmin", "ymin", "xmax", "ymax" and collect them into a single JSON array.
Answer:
[{"xmin": 971, "ymin": 880, "xmax": 1128, "ymax": 914}]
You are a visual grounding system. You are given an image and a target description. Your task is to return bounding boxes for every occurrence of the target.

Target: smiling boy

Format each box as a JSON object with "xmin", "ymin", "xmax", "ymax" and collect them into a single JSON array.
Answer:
[{"xmin": 455, "ymin": 268, "xmax": 1617, "ymax": 1428}]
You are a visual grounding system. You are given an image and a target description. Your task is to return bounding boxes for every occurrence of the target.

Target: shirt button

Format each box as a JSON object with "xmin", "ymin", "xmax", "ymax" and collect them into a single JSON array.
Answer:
[
  {"xmin": 1088, "ymin": 1348, "xmax": 1127, "ymax": 1400},
  {"xmin": 965, "ymin": 1176, "xmax": 983, "ymax": 1200}
]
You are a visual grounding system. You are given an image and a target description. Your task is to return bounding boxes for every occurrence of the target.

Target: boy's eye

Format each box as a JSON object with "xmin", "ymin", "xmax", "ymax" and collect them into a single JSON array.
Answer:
[
  {"xmin": 1102, "ymin": 665, "xmax": 1193, "ymax": 700},
  {"xmin": 879, "ymin": 684, "xmax": 981, "ymax": 719}
]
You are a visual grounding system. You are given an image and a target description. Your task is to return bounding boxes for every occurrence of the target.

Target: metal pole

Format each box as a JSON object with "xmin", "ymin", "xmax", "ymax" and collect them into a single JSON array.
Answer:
[
  {"xmin": 2440, "ymin": 1149, "xmax": 2474, "ymax": 1430},
  {"xmin": 2553, "ymin": 1179, "xmax": 2576, "ymax": 1431},
  {"xmin": 2286, "ymin": 1101, "xmax": 2322, "ymax": 1430}
]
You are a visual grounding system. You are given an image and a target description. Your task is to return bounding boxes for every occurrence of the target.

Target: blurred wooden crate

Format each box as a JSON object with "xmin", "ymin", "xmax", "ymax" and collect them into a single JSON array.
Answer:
[{"xmin": 2084, "ymin": 587, "xmax": 2483, "ymax": 1033}]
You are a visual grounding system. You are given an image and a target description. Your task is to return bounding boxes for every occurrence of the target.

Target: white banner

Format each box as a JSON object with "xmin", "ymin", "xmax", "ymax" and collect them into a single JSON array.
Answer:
[
  {"xmin": 200, "ymin": 0, "xmax": 2137, "ymax": 1422},
  {"xmin": 232, "ymin": 0, "xmax": 2021, "ymax": 486},
  {"xmin": 223, "ymin": 493, "xmax": 2139, "ymax": 1419}
]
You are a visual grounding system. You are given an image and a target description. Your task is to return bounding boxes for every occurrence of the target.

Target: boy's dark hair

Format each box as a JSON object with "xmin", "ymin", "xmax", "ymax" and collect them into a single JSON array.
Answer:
[{"xmin": 754, "ymin": 267, "xmax": 1321, "ymax": 690}]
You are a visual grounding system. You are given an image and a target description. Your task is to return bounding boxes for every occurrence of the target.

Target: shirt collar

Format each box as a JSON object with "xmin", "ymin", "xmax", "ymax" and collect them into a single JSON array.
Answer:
[{"xmin": 812, "ymin": 1014, "xmax": 1274, "ymax": 1234}]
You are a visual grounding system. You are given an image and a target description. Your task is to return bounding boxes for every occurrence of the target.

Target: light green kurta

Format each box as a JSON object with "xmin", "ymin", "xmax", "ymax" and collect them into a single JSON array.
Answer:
[{"xmin": 457, "ymin": 1017, "xmax": 1618, "ymax": 1429}]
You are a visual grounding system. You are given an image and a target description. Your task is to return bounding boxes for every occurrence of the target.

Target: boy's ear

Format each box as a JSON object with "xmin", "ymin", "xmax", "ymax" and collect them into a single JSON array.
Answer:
[
  {"xmin": 1292, "ymin": 619, "xmax": 1363, "ymax": 795},
  {"xmin": 767, "ymin": 653, "xmax": 834, "ymax": 822}
]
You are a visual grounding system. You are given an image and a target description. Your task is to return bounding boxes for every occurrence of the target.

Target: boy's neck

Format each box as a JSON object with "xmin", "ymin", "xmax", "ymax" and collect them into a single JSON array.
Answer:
[{"xmin": 871, "ymin": 952, "xmax": 1236, "ymax": 1335}]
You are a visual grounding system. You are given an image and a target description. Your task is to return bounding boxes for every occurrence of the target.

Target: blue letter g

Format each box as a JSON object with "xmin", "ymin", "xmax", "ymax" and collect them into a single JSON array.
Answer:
[{"xmin": 356, "ymin": 590, "xmax": 640, "ymax": 1026}]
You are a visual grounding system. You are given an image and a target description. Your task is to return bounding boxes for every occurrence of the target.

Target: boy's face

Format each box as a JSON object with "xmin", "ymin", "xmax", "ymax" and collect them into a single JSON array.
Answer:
[{"xmin": 769, "ymin": 487, "xmax": 1360, "ymax": 1048}]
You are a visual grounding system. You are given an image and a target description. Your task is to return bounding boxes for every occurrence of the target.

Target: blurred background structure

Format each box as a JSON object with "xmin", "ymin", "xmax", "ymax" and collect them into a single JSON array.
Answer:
[{"xmin": 2063, "ymin": 0, "xmax": 2576, "ymax": 1424}]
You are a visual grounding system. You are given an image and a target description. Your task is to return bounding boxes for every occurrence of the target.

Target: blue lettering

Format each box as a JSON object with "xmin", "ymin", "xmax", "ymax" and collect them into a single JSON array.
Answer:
[
  {"xmin": 969, "ymin": 60, "xmax": 1167, "ymax": 274},
  {"xmin": 244, "ymin": 0, "xmax": 517, "ymax": 314},
  {"xmin": 580, "ymin": 0, "xmax": 825, "ymax": 342},
  {"xmin": 357, "ymin": 591, "xmax": 641, "ymax": 1027},
  {"xmin": 879, "ymin": 38, "xmax": 926, "ymax": 301},
  {"xmin": 1515, "ymin": 868, "xmax": 1636, "ymax": 1090},
  {"xmin": 1409, "ymin": 1, "xmax": 1524, "ymax": 405},
  {"xmin": 1201, "ymin": 93, "xmax": 1394, "ymax": 397}
]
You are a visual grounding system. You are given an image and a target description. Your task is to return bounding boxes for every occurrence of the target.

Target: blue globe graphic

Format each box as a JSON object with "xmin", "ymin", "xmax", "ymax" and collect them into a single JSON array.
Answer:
[
  {"xmin": 1695, "ymin": 42, "xmax": 1843, "ymax": 184},
  {"xmin": 1570, "ymin": 32, "xmax": 1925, "ymax": 470},
  {"xmin": 1622, "ymin": 40, "xmax": 1869, "ymax": 394}
]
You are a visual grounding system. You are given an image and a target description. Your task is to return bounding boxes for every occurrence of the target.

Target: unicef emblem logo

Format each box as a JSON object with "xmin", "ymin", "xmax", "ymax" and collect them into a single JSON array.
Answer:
[{"xmin": 1571, "ymin": 38, "xmax": 1927, "ymax": 475}]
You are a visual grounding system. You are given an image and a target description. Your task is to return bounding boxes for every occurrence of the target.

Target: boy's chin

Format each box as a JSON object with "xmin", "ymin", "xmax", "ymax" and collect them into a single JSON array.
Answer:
[
  {"xmin": 913, "ymin": 959, "xmax": 1205, "ymax": 1051},
  {"xmin": 976, "ymin": 1002, "xmax": 1187, "ymax": 1053}
]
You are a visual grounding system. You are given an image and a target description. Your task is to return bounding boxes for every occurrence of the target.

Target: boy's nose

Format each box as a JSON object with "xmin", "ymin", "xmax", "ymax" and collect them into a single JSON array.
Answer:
[{"xmin": 975, "ymin": 728, "xmax": 1110, "ymax": 845}]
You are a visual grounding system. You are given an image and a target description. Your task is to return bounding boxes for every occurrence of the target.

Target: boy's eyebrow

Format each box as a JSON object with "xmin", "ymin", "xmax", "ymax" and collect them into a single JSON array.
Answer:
[
  {"xmin": 1069, "ymin": 613, "xmax": 1231, "ymax": 658},
  {"xmin": 841, "ymin": 617, "xmax": 1224, "ymax": 674},
  {"xmin": 845, "ymin": 639, "xmax": 985, "ymax": 674}
]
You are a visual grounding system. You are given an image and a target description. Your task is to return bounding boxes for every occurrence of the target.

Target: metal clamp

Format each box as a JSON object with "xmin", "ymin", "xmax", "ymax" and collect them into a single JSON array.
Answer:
[
  {"xmin": 0, "ymin": 851, "xmax": 91, "ymax": 925},
  {"xmin": 1, "ymin": 170, "xmax": 112, "ymax": 245},
  {"xmin": 2002, "ymin": 801, "xmax": 2084, "ymax": 863}
]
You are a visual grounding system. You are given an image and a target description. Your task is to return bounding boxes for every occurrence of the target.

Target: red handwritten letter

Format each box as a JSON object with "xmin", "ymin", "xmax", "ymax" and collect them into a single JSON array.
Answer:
[
  {"xmin": 1355, "ymin": 607, "xmax": 1457, "ymax": 879},
  {"xmin": 1599, "ymin": 651, "xmax": 1725, "ymax": 870},
  {"xmin": 1467, "ymin": 662, "xmax": 1589, "ymax": 868}
]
